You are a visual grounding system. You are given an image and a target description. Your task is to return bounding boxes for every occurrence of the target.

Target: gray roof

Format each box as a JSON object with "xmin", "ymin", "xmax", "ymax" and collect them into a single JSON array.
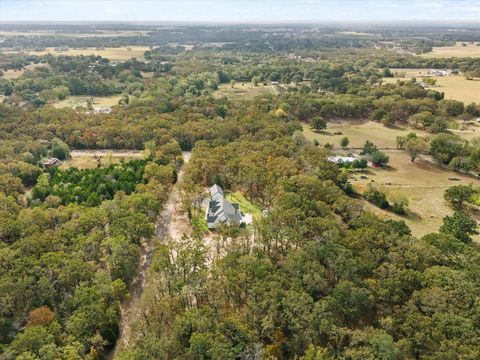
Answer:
[
  {"xmin": 206, "ymin": 185, "xmax": 242, "ymax": 228},
  {"xmin": 210, "ymin": 184, "xmax": 224, "ymax": 197}
]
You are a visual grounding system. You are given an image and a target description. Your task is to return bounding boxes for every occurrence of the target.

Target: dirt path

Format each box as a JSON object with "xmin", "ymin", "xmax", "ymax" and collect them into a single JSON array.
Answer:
[{"xmin": 112, "ymin": 151, "xmax": 191, "ymax": 357}]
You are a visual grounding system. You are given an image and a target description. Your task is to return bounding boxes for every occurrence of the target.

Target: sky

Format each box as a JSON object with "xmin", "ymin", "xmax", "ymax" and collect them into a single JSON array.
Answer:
[{"xmin": 1, "ymin": 0, "xmax": 479, "ymax": 23}]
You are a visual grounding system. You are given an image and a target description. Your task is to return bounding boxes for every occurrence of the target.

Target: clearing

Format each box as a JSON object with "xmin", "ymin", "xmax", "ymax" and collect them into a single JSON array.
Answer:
[
  {"xmin": 351, "ymin": 151, "xmax": 480, "ymax": 240},
  {"xmin": 383, "ymin": 74, "xmax": 480, "ymax": 104},
  {"xmin": 1, "ymin": 46, "xmax": 151, "ymax": 61},
  {"xmin": 302, "ymin": 120, "xmax": 429, "ymax": 148},
  {"xmin": 226, "ymin": 191, "xmax": 263, "ymax": 217},
  {"xmin": 53, "ymin": 95, "xmax": 121, "ymax": 109},
  {"xmin": 1, "ymin": 63, "xmax": 49, "ymax": 79},
  {"xmin": 213, "ymin": 82, "xmax": 277, "ymax": 100},
  {"xmin": 421, "ymin": 42, "xmax": 480, "ymax": 58},
  {"xmin": 113, "ymin": 152, "xmax": 192, "ymax": 356},
  {"xmin": 62, "ymin": 150, "xmax": 143, "ymax": 170}
]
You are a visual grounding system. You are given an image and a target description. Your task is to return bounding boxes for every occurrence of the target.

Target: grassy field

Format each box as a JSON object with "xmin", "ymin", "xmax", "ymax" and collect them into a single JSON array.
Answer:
[
  {"xmin": 1, "ymin": 63, "xmax": 49, "ymax": 79},
  {"xmin": 0, "ymin": 30, "xmax": 149, "ymax": 38},
  {"xmin": 421, "ymin": 42, "xmax": 480, "ymax": 58},
  {"xmin": 383, "ymin": 74, "xmax": 480, "ymax": 104},
  {"xmin": 53, "ymin": 95, "xmax": 121, "ymax": 109},
  {"xmin": 61, "ymin": 150, "xmax": 143, "ymax": 170},
  {"xmin": 226, "ymin": 191, "xmax": 263, "ymax": 216},
  {"xmin": 302, "ymin": 120, "xmax": 430, "ymax": 148},
  {"xmin": 303, "ymin": 120, "xmax": 480, "ymax": 240},
  {"xmin": 1, "ymin": 46, "xmax": 151, "ymax": 61},
  {"xmin": 213, "ymin": 83, "xmax": 277, "ymax": 100},
  {"xmin": 351, "ymin": 151, "xmax": 480, "ymax": 240}
]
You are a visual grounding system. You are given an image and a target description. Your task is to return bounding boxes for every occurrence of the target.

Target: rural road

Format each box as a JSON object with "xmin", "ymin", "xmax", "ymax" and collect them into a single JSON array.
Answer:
[{"xmin": 112, "ymin": 151, "xmax": 191, "ymax": 357}]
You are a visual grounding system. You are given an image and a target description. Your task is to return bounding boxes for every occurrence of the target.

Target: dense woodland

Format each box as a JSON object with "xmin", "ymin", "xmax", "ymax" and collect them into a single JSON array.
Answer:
[{"xmin": 1, "ymin": 23, "xmax": 480, "ymax": 360}]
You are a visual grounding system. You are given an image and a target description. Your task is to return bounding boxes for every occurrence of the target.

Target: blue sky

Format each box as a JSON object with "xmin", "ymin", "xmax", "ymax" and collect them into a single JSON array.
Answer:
[{"xmin": 1, "ymin": 0, "xmax": 479, "ymax": 22}]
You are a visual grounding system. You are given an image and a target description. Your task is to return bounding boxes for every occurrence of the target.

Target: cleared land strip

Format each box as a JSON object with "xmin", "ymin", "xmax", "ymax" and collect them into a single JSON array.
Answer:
[{"xmin": 112, "ymin": 151, "xmax": 192, "ymax": 357}]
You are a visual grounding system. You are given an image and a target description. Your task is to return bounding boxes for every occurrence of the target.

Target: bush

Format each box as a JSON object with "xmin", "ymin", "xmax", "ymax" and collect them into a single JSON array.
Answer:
[
  {"xmin": 364, "ymin": 185, "xmax": 389, "ymax": 209},
  {"xmin": 371, "ymin": 150, "xmax": 389, "ymax": 166}
]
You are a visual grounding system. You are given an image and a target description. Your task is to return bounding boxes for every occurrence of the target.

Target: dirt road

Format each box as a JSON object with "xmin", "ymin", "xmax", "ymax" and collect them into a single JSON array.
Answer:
[{"xmin": 112, "ymin": 151, "xmax": 191, "ymax": 357}]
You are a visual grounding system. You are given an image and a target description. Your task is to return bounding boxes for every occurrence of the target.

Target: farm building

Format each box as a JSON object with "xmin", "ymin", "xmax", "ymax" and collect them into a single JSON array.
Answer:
[
  {"xmin": 327, "ymin": 156, "xmax": 358, "ymax": 165},
  {"xmin": 42, "ymin": 157, "xmax": 62, "ymax": 168},
  {"xmin": 205, "ymin": 185, "xmax": 251, "ymax": 229}
]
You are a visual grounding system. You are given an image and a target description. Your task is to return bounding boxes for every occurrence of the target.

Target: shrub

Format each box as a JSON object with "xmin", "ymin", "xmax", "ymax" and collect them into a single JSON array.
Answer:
[{"xmin": 364, "ymin": 185, "xmax": 389, "ymax": 209}]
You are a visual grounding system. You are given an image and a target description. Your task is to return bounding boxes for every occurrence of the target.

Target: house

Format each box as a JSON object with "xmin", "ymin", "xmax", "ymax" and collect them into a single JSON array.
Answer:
[
  {"xmin": 429, "ymin": 69, "xmax": 451, "ymax": 77},
  {"xmin": 42, "ymin": 157, "xmax": 62, "ymax": 168},
  {"xmin": 205, "ymin": 185, "xmax": 249, "ymax": 229},
  {"xmin": 327, "ymin": 156, "xmax": 358, "ymax": 165}
]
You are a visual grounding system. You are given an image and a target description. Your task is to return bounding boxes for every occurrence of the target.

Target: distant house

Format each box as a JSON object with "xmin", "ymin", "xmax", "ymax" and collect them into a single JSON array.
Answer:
[
  {"xmin": 42, "ymin": 157, "xmax": 62, "ymax": 168},
  {"xmin": 429, "ymin": 69, "xmax": 451, "ymax": 76},
  {"xmin": 205, "ymin": 185, "xmax": 249, "ymax": 229},
  {"xmin": 327, "ymin": 156, "xmax": 358, "ymax": 165}
]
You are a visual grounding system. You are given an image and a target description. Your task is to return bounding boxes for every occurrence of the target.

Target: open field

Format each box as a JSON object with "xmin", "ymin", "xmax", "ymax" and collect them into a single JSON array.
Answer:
[
  {"xmin": 1, "ymin": 46, "xmax": 151, "ymax": 61},
  {"xmin": 304, "ymin": 120, "xmax": 480, "ymax": 240},
  {"xmin": 383, "ymin": 74, "xmax": 480, "ymax": 104},
  {"xmin": 0, "ymin": 30, "xmax": 149, "ymax": 38},
  {"xmin": 421, "ymin": 42, "xmax": 480, "ymax": 58},
  {"xmin": 212, "ymin": 83, "xmax": 277, "ymax": 100},
  {"xmin": 53, "ymin": 95, "xmax": 121, "ymax": 109},
  {"xmin": 1, "ymin": 63, "xmax": 49, "ymax": 79},
  {"xmin": 351, "ymin": 151, "xmax": 480, "ymax": 240},
  {"xmin": 302, "ymin": 120, "xmax": 430, "ymax": 148},
  {"xmin": 61, "ymin": 150, "xmax": 143, "ymax": 170}
]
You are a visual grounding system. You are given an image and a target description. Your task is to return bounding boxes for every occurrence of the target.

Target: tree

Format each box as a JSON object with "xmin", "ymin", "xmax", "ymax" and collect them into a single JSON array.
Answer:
[
  {"xmin": 340, "ymin": 136, "xmax": 350, "ymax": 149},
  {"xmin": 444, "ymin": 185, "xmax": 474, "ymax": 210},
  {"xmin": 439, "ymin": 99, "xmax": 464, "ymax": 116},
  {"xmin": 440, "ymin": 211, "xmax": 477, "ymax": 243},
  {"xmin": 364, "ymin": 184, "xmax": 389, "ymax": 209},
  {"xmin": 361, "ymin": 140, "xmax": 378, "ymax": 155},
  {"xmin": 51, "ymin": 137, "xmax": 70, "ymax": 160},
  {"xmin": 389, "ymin": 191, "xmax": 409, "ymax": 215},
  {"xmin": 429, "ymin": 134, "xmax": 465, "ymax": 165},
  {"xmin": 404, "ymin": 137, "xmax": 428, "ymax": 162},
  {"xmin": 310, "ymin": 116, "xmax": 326, "ymax": 133},
  {"xmin": 371, "ymin": 150, "xmax": 389, "ymax": 166}
]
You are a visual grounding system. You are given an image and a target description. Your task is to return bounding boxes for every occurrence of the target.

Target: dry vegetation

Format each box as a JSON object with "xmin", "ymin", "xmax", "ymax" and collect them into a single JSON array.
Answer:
[
  {"xmin": 383, "ymin": 73, "xmax": 480, "ymax": 104},
  {"xmin": 61, "ymin": 150, "xmax": 143, "ymax": 170},
  {"xmin": 352, "ymin": 151, "xmax": 480, "ymax": 240},
  {"xmin": 304, "ymin": 121, "xmax": 480, "ymax": 239},
  {"xmin": 212, "ymin": 82, "xmax": 277, "ymax": 100},
  {"xmin": 302, "ymin": 120, "xmax": 429, "ymax": 148},
  {"xmin": 1, "ymin": 46, "xmax": 151, "ymax": 61},
  {"xmin": 421, "ymin": 42, "xmax": 480, "ymax": 58},
  {"xmin": 53, "ymin": 95, "xmax": 121, "ymax": 109}
]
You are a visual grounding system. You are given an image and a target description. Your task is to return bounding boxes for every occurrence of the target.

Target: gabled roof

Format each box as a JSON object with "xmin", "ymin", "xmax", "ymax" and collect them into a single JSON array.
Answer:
[
  {"xmin": 206, "ymin": 185, "xmax": 242, "ymax": 228},
  {"xmin": 210, "ymin": 184, "xmax": 224, "ymax": 196}
]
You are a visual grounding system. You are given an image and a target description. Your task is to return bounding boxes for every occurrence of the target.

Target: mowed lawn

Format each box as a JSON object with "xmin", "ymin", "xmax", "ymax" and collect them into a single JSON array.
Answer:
[
  {"xmin": 3, "ymin": 46, "xmax": 151, "ymax": 61},
  {"xmin": 383, "ymin": 75, "xmax": 480, "ymax": 104},
  {"xmin": 212, "ymin": 83, "xmax": 277, "ymax": 100},
  {"xmin": 53, "ymin": 95, "xmax": 121, "ymax": 109},
  {"xmin": 226, "ymin": 191, "xmax": 263, "ymax": 217},
  {"xmin": 302, "ymin": 120, "xmax": 429, "ymax": 148},
  {"xmin": 61, "ymin": 150, "xmax": 143, "ymax": 170},
  {"xmin": 421, "ymin": 42, "xmax": 480, "ymax": 58}
]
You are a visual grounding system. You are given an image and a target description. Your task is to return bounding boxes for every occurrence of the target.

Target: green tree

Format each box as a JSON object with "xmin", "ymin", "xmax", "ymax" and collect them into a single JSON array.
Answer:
[
  {"xmin": 340, "ymin": 136, "xmax": 350, "ymax": 149},
  {"xmin": 444, "ymin": 185, "xmax": 474, "ymax": 210},
  {"xmin": 440, "ymin": 211, "xmax": 477, "ymax": 243},
  {"xmin": 310, "ymin": 116, "xmax": 326, "ymax": 133},
  {"xmin": 405, "ymin": 137, "xmax": 428, "ymax": 162}
]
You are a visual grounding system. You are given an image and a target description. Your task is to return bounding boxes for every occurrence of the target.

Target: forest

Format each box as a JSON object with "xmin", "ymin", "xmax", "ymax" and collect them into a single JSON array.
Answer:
[{"xmin": 1, "ymin": 20, "xmax": 480, "ymax": 360}]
